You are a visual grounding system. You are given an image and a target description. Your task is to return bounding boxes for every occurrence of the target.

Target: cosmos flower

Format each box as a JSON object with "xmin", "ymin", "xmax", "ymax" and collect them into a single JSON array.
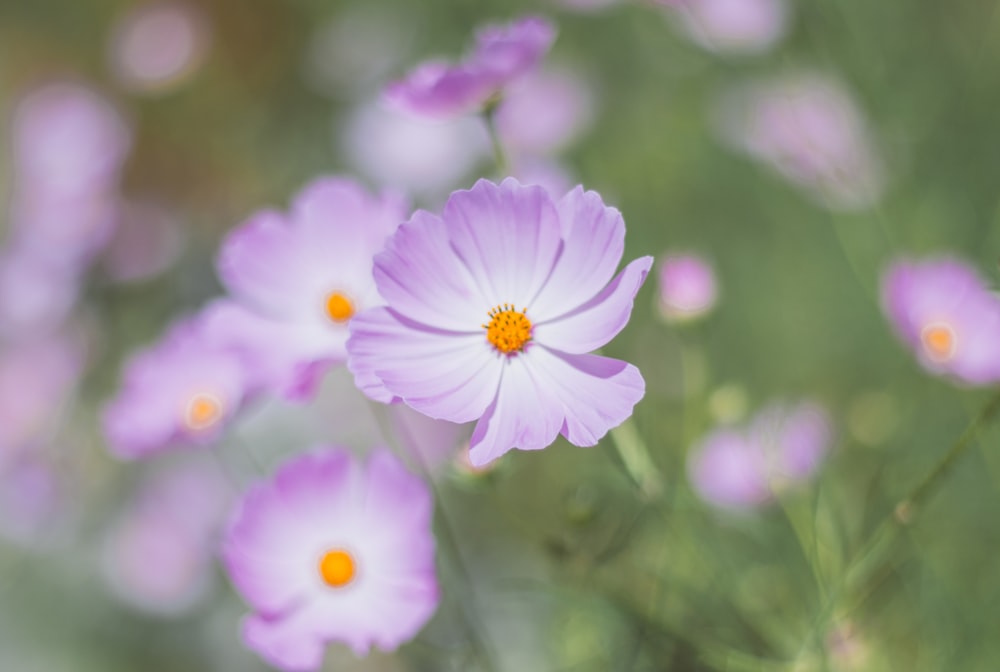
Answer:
[
  {"xmin": 714, "ymin": 73, "xmax": 884, "ymax": 211},
  {"xmin": 495, "ymin": 66, "xmax": 595, "ymax": 157},
  {"xmin": 881, "ymin": 257, "xmax": 1000, "ymax": 386},
  {"xmin": 341, "ymin": 100, "xmax": 489, "ymax": 198},
  {"xmin": 384, "ymin": 16, "xmax": 556, "ymax": 119},
  {"xmin": 108, "ymin": 2, "xmax": 209, "ymax": 95},
  {"xmin": 668, "ymin": 0, "xmax": 788, "ymax": 55},
  {"xmin": 102, "ymin": 458, "xmax": 232, "ymax": 615},
  {"xmin": 688, "ymin": 400, "xmax": 832, "ymax": 509},
  {"xmin": 0, "ymin": 334, "xmax": 83, "ymax": 457},
  {"xmin": 347, "ymin": 178, "xmax": 651, "ymax": 466},
  {"xmin": 215, "ymin": 177, "xmax": 408, "ymax": 399},
  {"xmin": 9, "ymin": 82, "xmax": 131, "ymax": 268},
  {"xmin": 222, "ymin": 447, "xmax": 439, "ymax": 670},
  {"xmin": 0, "ymin": 454, "xmax": 72, "ymax": 548},
  {"xmin": 102, "ymin": 314, "xmax": 251, "ymax": 459},
  {"xmin": 657, "ymin": 253, "xmax": 718, "ymax": 322}
]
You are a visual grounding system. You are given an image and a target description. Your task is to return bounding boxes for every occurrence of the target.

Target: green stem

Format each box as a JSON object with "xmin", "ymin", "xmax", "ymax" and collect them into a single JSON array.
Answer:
[
  {"xmin": 367, "ymin": 402, "xmax": 500, "ymax": 672},
  {"xmin": 481, "ymin": 103, "xmax": 510, "ymax": 177},
  {"xmin": 799, "ymin": 388, "xmax": 1000, "ymax": 661},
  {"xmin": 895, "ymin": 388, "xmax": 1000, "ymax": 517}
]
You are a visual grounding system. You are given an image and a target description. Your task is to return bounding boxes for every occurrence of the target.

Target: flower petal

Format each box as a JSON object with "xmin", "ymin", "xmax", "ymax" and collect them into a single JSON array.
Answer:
[
  {"xmin": 443, "ymin": 178, "xmax": 562, "ymax": 307},
  {"xmin": 537, "ymin": 255, "xmax": 653, "ymax": 354},
  {"xmin": 290, "ymin": 177, "xmax": 405, "ymax": 278},
  {"xmin": 467, "ymin": 355, "xmax": 564, "ymax": 466},
  {"xmin": 528, "ymin": 347, "xmax": 646, "ymax": 447},
  {"xmin": 243, "ymin": 612, "xmax": 328, "ymax": 671},
  {"xmin": 347, "ymin": 308, "xmax": 500, "ymax": 422},
  {"xmin": 216, "ymin": 209, "xmax": 314, "ymax": 318},
  {"xmin": 529, "ymin": 186, "xmax": 626, "ymax": 321},
  {"xmin": 372, "ymin": 209, "xmax": 486, "ymax": 332}
]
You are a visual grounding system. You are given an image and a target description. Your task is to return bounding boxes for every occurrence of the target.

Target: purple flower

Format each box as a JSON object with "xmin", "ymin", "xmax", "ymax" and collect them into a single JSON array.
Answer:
[
  {"xmin": 495, "ymin": 67, "xmax": 595, "ymax": 156},
  {"xmin": 0, "ymin": 249, "xmax": 79, "ymax": 338},
  {"xmin": 881, "ymin": 257, "xmax": 1000, "ymax": 386},
  {"xmin": 102, "ymin": 458, "xmax": 232, "ymax": 615},
  {"xmin": 715, "ymin": 74, "xmax": 884, "ymax": 211},
  {"xmin": 688, "ymin": 401, "xmax": 833, "ymax": 510},
  {"xmin": 657, "ymin": 253, "xmax": 718, "ymax": 321},
  {"xmin": 108, "ymin": 2, "xmax": 209, "ymax": 95},
  {"xmin": 347, "ymin": 178, "xmax": 651, "ymax": 466},
  {"xmin": 341, "ymin": 101, "xmax": 489, "ymax": 197},
  {"xmin": 222, "ymin": 447, "xmax": 439, "ymax": 669},
  {"xmin": 9, "ymin": 83, "xmax": 131, "ymax": 267},
  {"xmin": 215, "ymin": 178, "xmax": 408, "ymax": 399},
  {"xmin": 0, "ymin": 335, "xmax": 83, "ymax": 457},
  {"xmin": 669, "ymin": 0, "xmax": 788, "ymax": 55},
  {"xmin": 102, "ymin": 314, "xmax": 251, "ymax": 459},
  {"xmin": 0, "ymin": 455, "xmax": 71, "ymax": 548},
  {"xmin": 384, "ymin": 16, "xmax": 555, "ymax": 119}
]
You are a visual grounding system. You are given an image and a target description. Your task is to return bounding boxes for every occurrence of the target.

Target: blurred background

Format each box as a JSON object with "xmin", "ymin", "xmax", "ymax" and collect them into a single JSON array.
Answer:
[{"xmin": 2, "ymin": 0, "xmax": 1000, "ymax": 670}]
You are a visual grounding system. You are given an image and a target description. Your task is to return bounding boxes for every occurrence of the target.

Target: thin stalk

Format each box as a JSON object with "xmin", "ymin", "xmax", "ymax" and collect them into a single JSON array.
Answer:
[
  {"xmin": 367, "ymin": 402, "xmax": 500, "ymax": 672},
  {"xmin": 481, "ymin": 102, "xmax": 510, "ymax": 177},
  {"xmin": 798, "ymin": 387, "xmax": 1000, "ymax": 661}
]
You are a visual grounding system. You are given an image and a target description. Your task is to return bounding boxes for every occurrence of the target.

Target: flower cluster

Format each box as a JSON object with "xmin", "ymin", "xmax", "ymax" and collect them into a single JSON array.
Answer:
[
  {"xmin": 72, "ymin": 6, "xmax": 1000, "ymax": 672},
  {"xmin": 99, "ymin": 12, "xmax": 652, "ymax": 664}
]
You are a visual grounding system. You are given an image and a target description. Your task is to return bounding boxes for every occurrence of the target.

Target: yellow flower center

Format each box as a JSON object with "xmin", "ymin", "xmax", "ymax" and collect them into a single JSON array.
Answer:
[
  {"xmin": 921, "ymin": 322, "xmax": 956, "ymax": 362},
  {"xmin": 183, "ymin": 393, "xmax": 223, "ymax": 430},
  {"xmin": 325, "ymin": 292, "xmax": 355, "ymax": 323},
  {"xmin": 318, "ymin": 549, "xmax": 356, "ymax": 588},
  {"xmin": 483, "ymin": 304, "xmax": 532, "ymax": 354}
]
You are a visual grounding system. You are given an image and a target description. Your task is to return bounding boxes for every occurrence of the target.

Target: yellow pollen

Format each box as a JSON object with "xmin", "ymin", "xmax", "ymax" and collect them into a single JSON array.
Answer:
[
  {"xmin": 318, "ymin": 549, "xmax": 356, "ymax": 588},
  {"xmin": 921, "ymin": 323, "xmax": 956, "ymax": 361},
  {"xmin": 184, "ymin": 393, "xmax": 223, "ymax": 430},
  {"xmin": 483, "ymin": 304, "xmax": 532, "ymax": 354},
  {"xmin": 325, "ymin": 292, "xmax": 355, "ymax": 323}
]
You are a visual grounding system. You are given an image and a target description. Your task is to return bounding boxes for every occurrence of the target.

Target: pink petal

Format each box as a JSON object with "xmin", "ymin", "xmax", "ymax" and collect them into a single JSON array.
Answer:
[
  {"xmin": 528, "ymin": 347, "xmax": 646, "ymax": 447},
  {"xmin": 530, "ymin": 186, "xmax": 627, "ymax": 321},
  {"xmin": 372, "ymin": 210, "xmax": 487, "ymax": 332},
  {"xmin": 443, "ymin": 178, "xmax": 562, "ymax": 308},
  {"xmin": 537, "ymin": 256, "xmax": 653, "ymax": 354},
  {"xmin": 468, "ymin": 355, "xmax": 564, "ymax": 466},
  {"xmin": 216, "ymin": 210, "xmax": 312, "ymax": 318},
  {"xmin": 347, "ymin": 308, "xmax": 500, "ymax": 422}
]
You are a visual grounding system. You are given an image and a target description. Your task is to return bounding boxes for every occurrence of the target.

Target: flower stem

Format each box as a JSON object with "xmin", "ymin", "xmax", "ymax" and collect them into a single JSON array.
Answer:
[
  {"xmin": 366, "ymin": 402, "xmax": 500, "ymax": 672},
  {"xmin": 798, "ymin": 387, "xmax": 1000, "ymax": 661},
  {"xmin": 894, "ymin": 388, "xmax": 1000, "ymax": 517},
  {"xmin": 481, "ymin": 102, "xmax": 510, "ymax": 177}
]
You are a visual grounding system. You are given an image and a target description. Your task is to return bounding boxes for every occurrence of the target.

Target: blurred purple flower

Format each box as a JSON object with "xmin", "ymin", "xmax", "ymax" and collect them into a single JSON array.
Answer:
[
  {"xmin": 108, "ymin": 2, "xmax": 209, "ymax": 94},
  {"xmin": 385, "ymin": 16, "xmax": 555, "ymax": 119},
  {"xmin": 214, "ymin": 178, "xmax": 408, "ymax": 399},
  {"xmin": 222, "ymin": 447, "xmax": 439, "ymax": 669},
  {"xmin": 0, "ymin": 249, "xmax": 80, "ymax": 339},
  {"xmin": 496, "ymin": 67, "xmax": 595, "ymax": 157},
  {"xmin": 670, "ymin": 0, "xmax": 788, "ymax": 55},
  {"xmin": 0, "ymin": 455, "xmax": 71, "ymax": 547},
  {"xmin": 9, "ymin": 82, "xmax": 131, "ymax": 268},
  {"xmin": 102, "ymin": 458, "xmax": 232, "ymax": 615},
  {"xmin": 688, "ymin": 401, "xmax": 832, "ymax": 509},
  {"xmin": 882, "ymin": 257, "xmax": 1000, "ymax": 386},
  {"xmin": 347, "ymin": 178, "xmax": 650, "ymax": 466},
  {"xmin": 11, "ymin": 82, "xmax": 131, "ymax": 194},
  {"xmin": 102, "ymin": 315, "xmax": 251, "ymax": 459},
  {"xmin": 0, "ymin": 335, "xmax": 83, "ymax": 457},
  {"xmin": 657, "ymin": 253, "xmax": 718, "ymax": 321},
  {"xmin": 341, "ymin": 101, "xmax": 489, "ymax": 197},
  {"xmin": 715, "ymin": 74, "xmax": 884, "ymax": 211}
]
